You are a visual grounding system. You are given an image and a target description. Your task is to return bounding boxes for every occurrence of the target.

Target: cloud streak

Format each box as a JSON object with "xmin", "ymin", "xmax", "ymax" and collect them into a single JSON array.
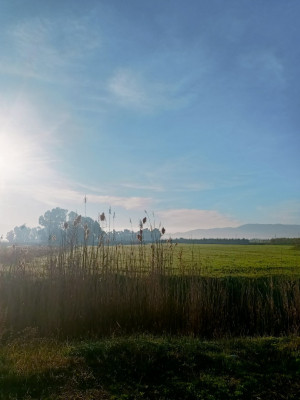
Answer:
[
  {"xmin": 157, "ymin": 209, "xmax": 240, "ymax": 233},
  {"xmin": 107, "ymin": 68, "xmax": 194, "ymax": 112},
  {"xmin": 31, "ymin": 184, "xmax": 152, "ymax": 211},
  {"xmin": 239, "ymin": 50, "xmax": 285, "ymax": 87},
  {"xmin": 1, "ymin": 15, "xmax": 101, "ymax": 82},
  {"xmin": 121, "ymin": 183, "xmax": 164, "ymax": 192}
]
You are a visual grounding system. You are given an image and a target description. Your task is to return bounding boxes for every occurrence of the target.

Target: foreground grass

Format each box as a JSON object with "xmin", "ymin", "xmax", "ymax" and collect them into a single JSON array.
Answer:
[{"xmin": 1, "ymin": 334, "xmax": 300, "ymax": 399}]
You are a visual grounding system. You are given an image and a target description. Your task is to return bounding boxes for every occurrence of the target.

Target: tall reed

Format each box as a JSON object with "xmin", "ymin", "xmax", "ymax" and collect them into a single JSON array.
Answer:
[{"xmin": 1, "ymin": 219, "xmax": 300, "ymax": 339}]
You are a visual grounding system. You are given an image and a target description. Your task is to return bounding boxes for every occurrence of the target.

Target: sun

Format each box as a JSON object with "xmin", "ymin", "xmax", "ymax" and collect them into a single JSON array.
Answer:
[{"xmin": 0, "ymin": 132, "xmax": 28, "ymax": 185}]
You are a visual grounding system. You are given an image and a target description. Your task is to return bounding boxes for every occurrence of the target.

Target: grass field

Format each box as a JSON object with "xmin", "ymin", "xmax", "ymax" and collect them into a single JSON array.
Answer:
[{"xmin": 174, "ymin": 244, "xmax": 300, "ymax": 276}]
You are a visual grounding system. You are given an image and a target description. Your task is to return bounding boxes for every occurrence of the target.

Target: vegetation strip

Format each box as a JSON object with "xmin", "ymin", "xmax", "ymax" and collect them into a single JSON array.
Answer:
[{"xmin": 1, "ymin": 242, "xmax": 300, "ymax": 338}]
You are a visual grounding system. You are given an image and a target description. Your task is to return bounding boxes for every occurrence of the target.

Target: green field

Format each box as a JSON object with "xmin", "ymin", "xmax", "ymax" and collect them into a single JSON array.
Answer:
[{"xmin": 173, "ymin": 244, "xmax": 300, "ymax": 276}]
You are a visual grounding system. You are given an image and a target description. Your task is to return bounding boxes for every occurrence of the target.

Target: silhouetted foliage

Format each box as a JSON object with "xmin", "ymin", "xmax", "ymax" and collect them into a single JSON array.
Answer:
[
  {"xmin": 4, "ymin": 207, "xmax": 162, "ymax": 245},
  {"xmin": 162, "ymin": 238, "xmax": 250, "ymax": 245},
  {"xmin": 270, "ymin": 237, "xmax": 300, "ymax": 246}
]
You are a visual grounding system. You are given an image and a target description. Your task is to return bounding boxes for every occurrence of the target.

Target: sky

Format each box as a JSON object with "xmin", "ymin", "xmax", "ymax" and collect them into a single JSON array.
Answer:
[{"xmin": 0, "ymin": 0, "xmax": 299, "ymax": 236}]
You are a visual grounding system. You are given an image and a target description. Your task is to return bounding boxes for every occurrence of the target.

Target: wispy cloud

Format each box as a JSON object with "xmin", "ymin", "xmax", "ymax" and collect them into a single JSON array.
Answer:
[
  {"xmin": 1, "ymin": 15, "xmax": 101, "ymax": 82},
  {"xmin": 108, "ymin": 69, "xmax": 146, "ymax": 109},
  {"xmin": 255, "ymin": 200, "xmax": 300, "ymax": 225},
  {"xmin": 0, "ymin": 168, "xmax": 153, "ymax": 233},
  {"xmin": 143, "ymin": 156, "xmax": 216, "ymax": 193},
  {"xmin": 31, "ymin": 184, "xmax": 153, "ymax": 211},
  {"xmin": 121, "ymin": 183, "xmax": 164, "ymax": 192},
  {"xmin": 173, "ymin": 182, "xmax": 213, "ymax": 192},
  {"xmin": 157, "ymin": 209, "xmax": 240, "ymax": 233},
  {"xmin": 107, "ymin": 68, "xmax": 194, "ymax": 112},
  {"xmin": 239, "ymin": 51, "xmax": 285, "ymax": 86}
]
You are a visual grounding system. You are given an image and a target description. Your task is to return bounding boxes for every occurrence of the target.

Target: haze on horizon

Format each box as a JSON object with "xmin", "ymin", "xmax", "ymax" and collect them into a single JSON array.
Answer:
[{"xmin": 0, "ymin": 0, "xmax": 299, "ymax": 237}]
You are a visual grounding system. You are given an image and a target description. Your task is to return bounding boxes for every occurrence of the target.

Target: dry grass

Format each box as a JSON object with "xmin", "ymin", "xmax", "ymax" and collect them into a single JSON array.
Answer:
[
  {"xmin": 1, "ymin": 237, "xmax": 300, "ymax": 338},
  {"xmin": 1, "ymin": 213, "xmax": 300, "ymax": 339}
]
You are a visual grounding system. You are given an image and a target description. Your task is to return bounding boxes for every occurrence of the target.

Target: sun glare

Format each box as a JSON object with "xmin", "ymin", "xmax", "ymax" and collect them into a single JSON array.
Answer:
[{"xmin": 0, "ymin": 133, "xmax": 28, "ymax": 185}]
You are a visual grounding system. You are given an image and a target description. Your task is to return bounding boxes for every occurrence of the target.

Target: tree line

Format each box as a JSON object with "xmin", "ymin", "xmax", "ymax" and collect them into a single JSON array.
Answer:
[
  {"xmin": 5, "ymin": 207, "xmax": 162, "ymax": 245},
  {"xmin": 163, "ymin": 238, "xmax": 251, "ymax": 245}
]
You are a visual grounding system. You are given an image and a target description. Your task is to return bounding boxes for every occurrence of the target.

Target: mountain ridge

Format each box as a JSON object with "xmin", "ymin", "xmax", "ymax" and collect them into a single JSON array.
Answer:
[{"xmin": 169, "ymin": 224, "xmax": 300, "ymax": 240}]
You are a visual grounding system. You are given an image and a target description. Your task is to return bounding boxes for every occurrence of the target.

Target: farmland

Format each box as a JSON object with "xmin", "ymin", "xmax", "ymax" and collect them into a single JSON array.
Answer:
[{"xmin": 173, "ymin": 244, "xmax": 300, "ymax": 277}]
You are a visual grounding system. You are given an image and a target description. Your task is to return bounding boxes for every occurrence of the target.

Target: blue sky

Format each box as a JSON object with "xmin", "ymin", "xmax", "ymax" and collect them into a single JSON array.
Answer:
[{"xmin": 0, "ymin": 0, "xmax": 299, "ymax": 235}]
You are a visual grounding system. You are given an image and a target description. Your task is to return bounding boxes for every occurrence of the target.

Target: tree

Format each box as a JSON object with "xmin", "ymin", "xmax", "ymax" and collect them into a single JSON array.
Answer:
[
  {"xmin": 13, "ymin": 224, "xmax": 31, "ymax": 243},
  {"xmin": 39, "ymin": 207, "xmax": 68, "ymax": 230},
  {"xmin": 39, "ymin": 207, "xmax": 68, "ymax": 242},
  {"xmin": 6, "ymin": 230, "xmax": 15, "ymax": 243}
]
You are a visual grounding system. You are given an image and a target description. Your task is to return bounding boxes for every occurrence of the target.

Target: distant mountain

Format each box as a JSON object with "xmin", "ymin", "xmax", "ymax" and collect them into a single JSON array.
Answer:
[{"xmin": 169, "ymin": 224, "xmax": 300, "ymax": 240}]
